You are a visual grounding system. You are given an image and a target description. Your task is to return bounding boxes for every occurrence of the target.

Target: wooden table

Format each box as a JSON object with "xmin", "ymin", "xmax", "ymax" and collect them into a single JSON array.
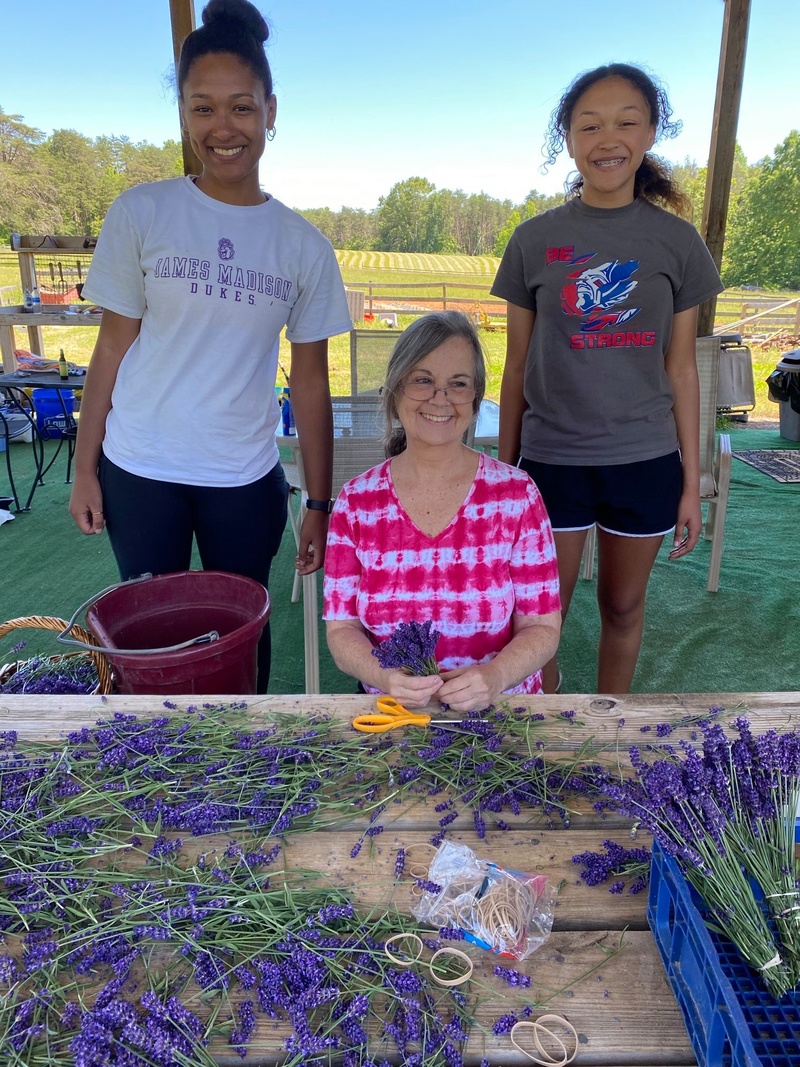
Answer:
[{"xmin": 3, "ymin": 691, "xmax": 799, "ymax": 1065}]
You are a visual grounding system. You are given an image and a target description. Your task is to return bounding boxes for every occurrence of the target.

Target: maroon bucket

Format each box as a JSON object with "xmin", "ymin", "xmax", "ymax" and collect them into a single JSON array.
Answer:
[{"xmin": 80, "ymin": 571, "xmax": 270, "ymax": 695}]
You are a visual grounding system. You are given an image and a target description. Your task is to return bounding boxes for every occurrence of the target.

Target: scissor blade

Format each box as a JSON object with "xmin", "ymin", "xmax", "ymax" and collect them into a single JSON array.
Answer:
[{"xmin": 429, "ymin": 719, "xmax": 489, "ymax": 725}]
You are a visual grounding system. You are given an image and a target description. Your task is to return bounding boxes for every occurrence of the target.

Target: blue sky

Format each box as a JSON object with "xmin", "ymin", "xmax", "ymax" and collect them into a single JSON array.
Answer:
[{"xmin": 0, "ymin": 0, "xmax": 795, "ymax": 212}]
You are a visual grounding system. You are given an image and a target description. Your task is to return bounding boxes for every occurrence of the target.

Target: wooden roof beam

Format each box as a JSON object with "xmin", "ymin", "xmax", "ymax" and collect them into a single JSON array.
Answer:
[
  {"xmin": 697, "ymin": 0, "xmax": 751, "ymax": 337},
  {"xmin": 169, "ymin": 0, "xmax": 202, "ymax": 177}
]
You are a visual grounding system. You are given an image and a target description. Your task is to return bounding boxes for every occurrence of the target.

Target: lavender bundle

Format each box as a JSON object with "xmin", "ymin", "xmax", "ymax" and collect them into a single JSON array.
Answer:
[
  {"xmin": 372, "ymin": 620, "xmax": 441, "ymax": 676},
  {"xmin": 593, "ymin": 717, "xmax": 800, "ymax": 997}
]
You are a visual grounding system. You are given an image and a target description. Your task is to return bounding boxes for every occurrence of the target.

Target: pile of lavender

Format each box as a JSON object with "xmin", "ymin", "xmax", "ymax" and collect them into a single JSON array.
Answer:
[
  {"xmin": 591, "ymin": 717, "xmax": 800, "ymax": 998},
  {"xmin": 0, "ymin": 704, "xmax": 597, "ymax": 1063},
  {"xmin": 372, "ymin": 620, "xmax": 441, "ymax": 676},
  {"xmin": 572, "ymin": 839, "xmax": 651, "ymax": 896},
  {"xmin": 0, "ymin": 645, "xmax": 100, "ymax": 695}
]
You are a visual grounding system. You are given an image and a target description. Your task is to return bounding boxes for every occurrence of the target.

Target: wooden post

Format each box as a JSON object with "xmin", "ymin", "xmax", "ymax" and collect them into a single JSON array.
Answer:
[
  {"xmin": 443, "ymin": 284, "xmax": 447, "ymax": 310},
  {"xmin": 697, "ymin": 0, "xmax": 751, "ymax": 337},
  {"xmin": 169, "ymin": 0, "xmax": 202, "ymax": 177}
]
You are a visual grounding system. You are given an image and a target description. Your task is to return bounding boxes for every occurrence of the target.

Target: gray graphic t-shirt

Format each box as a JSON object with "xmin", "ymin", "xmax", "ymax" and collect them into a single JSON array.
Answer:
[{"xmin": 491, "ymin": 197, "xmax": 723, "ymax": 465}]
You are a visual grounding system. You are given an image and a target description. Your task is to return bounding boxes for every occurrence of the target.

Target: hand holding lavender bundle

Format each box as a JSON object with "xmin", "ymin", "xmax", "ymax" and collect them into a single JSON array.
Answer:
[{"xmin": 372, "ymin": 620, "xmax": 442, "ymax": 676}]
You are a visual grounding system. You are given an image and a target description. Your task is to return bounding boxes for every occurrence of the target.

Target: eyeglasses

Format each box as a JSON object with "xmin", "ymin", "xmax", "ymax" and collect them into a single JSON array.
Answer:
[{"xmin": 400, "ymin": 376, "xmax": 476, "ymax": 404}]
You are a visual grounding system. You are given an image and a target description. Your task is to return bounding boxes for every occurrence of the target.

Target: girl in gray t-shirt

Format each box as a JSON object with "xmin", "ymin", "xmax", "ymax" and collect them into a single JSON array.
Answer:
[{"xmin": 492, "ymin": 63, "xmax": 722, "ymax": 695}]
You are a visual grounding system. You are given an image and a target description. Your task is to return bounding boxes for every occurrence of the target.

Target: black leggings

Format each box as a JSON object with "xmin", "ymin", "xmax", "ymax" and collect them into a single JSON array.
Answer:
[{"xmin": 98, "ymin": 453, "xmax": 289, "ymax": 692}]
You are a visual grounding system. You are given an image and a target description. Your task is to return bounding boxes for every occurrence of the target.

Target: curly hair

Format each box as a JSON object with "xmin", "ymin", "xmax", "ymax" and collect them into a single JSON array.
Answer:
[{"xmin": 543, "ymin": 63, "xmax": 690, "ymax": 216}]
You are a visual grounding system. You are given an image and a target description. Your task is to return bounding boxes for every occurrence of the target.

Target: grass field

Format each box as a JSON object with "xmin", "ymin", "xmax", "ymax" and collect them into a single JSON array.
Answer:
[{"xmin": 1, "ymin": 248, "xmax": 790, "ymax": 419}]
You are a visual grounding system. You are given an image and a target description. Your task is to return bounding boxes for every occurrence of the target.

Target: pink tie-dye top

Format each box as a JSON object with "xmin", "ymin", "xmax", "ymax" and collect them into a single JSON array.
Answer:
[{"xmin": 323, "ymin": 452, "xmax": 561, "ymax": 695}]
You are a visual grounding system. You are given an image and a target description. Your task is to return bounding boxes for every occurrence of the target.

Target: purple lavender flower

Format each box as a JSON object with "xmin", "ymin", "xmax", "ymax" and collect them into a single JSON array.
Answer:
[
  {"xmin": 415, "ymin": 879, "xmax": 443, "ymax": 895},
  {"xmin": 492, "ymin": 1011, "xmax": 519, "ymax": 1035},
  {"xmin": 371, "ymin": 620, "xmax": 441, "ymax": 676},
  {"xmin": 493, "ymin": 964, "xmax": 531, "ymax": 988}
]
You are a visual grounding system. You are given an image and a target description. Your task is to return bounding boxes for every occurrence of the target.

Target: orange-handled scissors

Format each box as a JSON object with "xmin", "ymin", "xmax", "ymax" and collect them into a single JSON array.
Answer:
[{"xmin": 352, "ymin": 697, "xmax": 466, "ymax": 734}]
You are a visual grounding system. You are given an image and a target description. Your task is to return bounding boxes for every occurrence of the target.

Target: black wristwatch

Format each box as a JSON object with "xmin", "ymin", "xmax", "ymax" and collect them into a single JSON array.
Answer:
[{"xmin": 305, "ymin": 498, "xmax": 334, "ymax": 514}]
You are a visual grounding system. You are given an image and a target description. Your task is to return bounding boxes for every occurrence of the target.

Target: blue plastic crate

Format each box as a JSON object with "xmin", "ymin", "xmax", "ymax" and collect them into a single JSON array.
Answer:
[{"xmin": 647, "ymin": 831, "xmax": 800, "ymax": 1067}]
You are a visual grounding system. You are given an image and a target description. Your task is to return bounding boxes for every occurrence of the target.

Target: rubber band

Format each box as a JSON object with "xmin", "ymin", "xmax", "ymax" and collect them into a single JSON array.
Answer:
[
  {"xmin": 408, "ymin": 863, "xmax": 431, "ymax": 879},
  {"xmin": 511, "ymin": 1015, "xmax": 578, "ymax": 1066},
  {"xmin": 759, "ymin": 953, "xmax": 783, "ymax": 971},
  {"xmin": 765, "ymin": 890, "xmax": 799, "ymax": 899},
  {"xmin": 472, "ymin": 874, "xmax": 536, "ymax": 954},
  {"xmin": 384, "ymin": 933, "xmax": 423, "ymax": 967},
  {"xmin": 779, "ymin": 905, "xmax": 800, "ymax": 917},
  {"xmin": 428, "ymin": 947, "xmax": 473, "ymax": 987}
]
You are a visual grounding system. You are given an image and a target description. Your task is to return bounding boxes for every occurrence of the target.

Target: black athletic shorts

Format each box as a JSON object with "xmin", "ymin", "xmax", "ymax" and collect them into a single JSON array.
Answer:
[{"xmin": 519, "ymin": 451, "xmax": 682, "ymax": 537}]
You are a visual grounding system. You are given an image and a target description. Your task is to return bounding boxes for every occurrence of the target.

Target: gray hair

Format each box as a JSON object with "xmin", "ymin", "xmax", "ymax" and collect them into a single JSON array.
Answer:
[{"xmin": 381, "ymin": 311, "xmax": 487, "ymax": 457}]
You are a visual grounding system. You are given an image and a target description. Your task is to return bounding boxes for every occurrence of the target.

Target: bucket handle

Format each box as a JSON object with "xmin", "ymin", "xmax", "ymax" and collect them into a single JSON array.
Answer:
[{"xmin": 57, "ymin": 573, "xmax": 221, "ymax": 656}]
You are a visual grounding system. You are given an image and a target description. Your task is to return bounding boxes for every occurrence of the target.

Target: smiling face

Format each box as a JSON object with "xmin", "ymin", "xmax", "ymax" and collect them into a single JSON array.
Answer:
[
  {"xmin": 180, "ymin": 51, "xmax": 276, "ymax": 206},
  {"xmin": 565, "ymin": 76, "xmax": 656, "ymax": 208},
  {"xmin": 394, "ymin": 336, "xmax": 477, "ymax": 450}
]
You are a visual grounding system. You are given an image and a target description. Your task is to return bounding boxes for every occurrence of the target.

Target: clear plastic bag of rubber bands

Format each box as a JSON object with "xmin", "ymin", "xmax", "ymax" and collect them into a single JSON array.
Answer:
[{"xmin": 411, "ymin": 839, "xmax": 556, "ymax": 961}]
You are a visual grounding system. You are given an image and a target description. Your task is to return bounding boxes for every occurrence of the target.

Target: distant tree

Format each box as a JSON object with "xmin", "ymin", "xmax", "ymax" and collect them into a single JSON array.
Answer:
[
  {"xmin": 43, "ymin": 129, "xmax": 103, "ymax": 234},
  {"xmin": 673, "ymin": 143, "xmax": 752, "ymax": 227},
  {"xmin": 0, "ymin": 109, "xmax": 59, "ymax": 237},
  {"xmin": 456, "ymin": 192, "xmax": 511, "ymax": 255},
  {"xmin": 493, "ymin": 210, "xmax": 521, "ymax": 257},
  {"xmin": 520, "ymin": 188, "xmax": 563, "ymax": 220},
  {"xmin": 672, "ymin": 156, "xmax": 706, "ymax": 224},
  {"xmin": 722, "ymin": 131, "xmax": 800, "ymax": 290},
  {"xmin": 331, "ymin": 207, "xmax": 378, "ymax": 250},
  {"xmin": 377, "ymin": 177, "xmax": 439, "ymax": 252},
  {"xmin": 297, "ymin": 206, "xmax": 377, "ymax": 250},
  {"xmin": 0, "ymin": 106, "xmax": 44, "ymax": 163},
  {"xmin": 493, "ymin": 189, "xmax": 563, "ymax": 256}
]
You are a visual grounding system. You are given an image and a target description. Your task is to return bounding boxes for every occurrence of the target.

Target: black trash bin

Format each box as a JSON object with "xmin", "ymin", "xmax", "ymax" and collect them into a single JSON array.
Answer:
[{"xmin": 766, "ymin": 349, "xmax": 800, "ymax": 441}]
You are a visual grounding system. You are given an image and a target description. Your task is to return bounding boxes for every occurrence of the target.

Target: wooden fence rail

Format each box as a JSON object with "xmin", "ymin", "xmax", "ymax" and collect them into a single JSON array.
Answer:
[{"xmin": 346, "ymin": 283, "xmax": 799, "ymax": 336}]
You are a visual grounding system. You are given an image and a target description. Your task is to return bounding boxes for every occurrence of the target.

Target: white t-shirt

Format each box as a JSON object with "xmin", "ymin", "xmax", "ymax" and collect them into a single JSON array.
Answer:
[{"xmin": 83, "ymin": 176, "xmax": 352, "ymax": 486}]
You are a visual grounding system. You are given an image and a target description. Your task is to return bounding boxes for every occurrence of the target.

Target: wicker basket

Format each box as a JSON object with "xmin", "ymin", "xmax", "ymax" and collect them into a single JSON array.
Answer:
[{"xmin": 0, "ymin": 615, "xmax": 113, "ymax": 695}]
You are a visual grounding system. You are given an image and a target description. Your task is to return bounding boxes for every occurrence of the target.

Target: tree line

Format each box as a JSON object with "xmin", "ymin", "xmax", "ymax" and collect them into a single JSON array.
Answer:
[
  {"xmin": 0, "ymin": 107, "xmax": 183, "ymax": 239},
  {"xmin": 2, "ymin": 105, "xmax": 798, "ymax": 289}
]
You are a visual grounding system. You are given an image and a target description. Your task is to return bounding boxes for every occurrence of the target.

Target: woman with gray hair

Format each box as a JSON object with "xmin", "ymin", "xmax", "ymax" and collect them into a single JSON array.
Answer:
[{"xmin": 323, "ymin": 312, "xmax": 561, "ymax": 712}]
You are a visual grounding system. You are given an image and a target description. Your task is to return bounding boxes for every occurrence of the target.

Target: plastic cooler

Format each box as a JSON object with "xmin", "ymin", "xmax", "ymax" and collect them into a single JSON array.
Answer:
[
  {"xmin": 31, "ymin": 388, "xmax": 75, "ymax": 439},
  {"xmin": 647, "ymin": 829, "xmax": 800, "ymax": 1067},
  {"xmin": 0, "ymin": 408, "xmax": 34, "ymax": 444}
]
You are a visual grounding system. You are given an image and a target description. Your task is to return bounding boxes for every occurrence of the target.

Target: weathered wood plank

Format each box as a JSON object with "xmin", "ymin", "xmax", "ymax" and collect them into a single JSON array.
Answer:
[
  {"xmin": 2, "ymin": 691, "xmax": 798, "ymax": 741},
  {"xmin": 281, "ymin": 827, "xmax": 653, "ymax": 931},
  {"xmin": 192, "ymin": 931, "xmax": 692, "ymax": 1066}
]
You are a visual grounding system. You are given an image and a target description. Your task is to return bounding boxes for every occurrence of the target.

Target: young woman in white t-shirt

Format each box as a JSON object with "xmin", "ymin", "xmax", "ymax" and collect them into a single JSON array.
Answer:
[{"xmin": 69, "ymin": 0, "xmax": 352, "ymax": 691}]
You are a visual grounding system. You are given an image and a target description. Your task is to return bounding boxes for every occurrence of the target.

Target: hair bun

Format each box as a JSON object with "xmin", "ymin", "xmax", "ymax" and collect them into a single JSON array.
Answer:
[{"xmin": 202, "ymin": 0, "xmax": 269, "ymax": 44}]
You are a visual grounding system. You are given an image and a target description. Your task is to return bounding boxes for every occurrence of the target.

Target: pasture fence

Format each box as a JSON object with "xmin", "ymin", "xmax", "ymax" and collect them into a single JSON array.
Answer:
[{"xmin": 345, "ymin": 280, "xmax": 506, "ymax": 318}]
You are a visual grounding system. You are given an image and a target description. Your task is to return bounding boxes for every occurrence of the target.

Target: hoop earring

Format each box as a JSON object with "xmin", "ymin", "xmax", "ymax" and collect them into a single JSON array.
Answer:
[{"xmin": 266, "ymin": 127, "xmax": 277, "ymax": 142}]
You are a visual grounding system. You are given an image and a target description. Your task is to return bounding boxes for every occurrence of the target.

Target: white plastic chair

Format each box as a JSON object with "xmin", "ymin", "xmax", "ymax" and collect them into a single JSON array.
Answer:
[{"xmin": 280, "ymin": 395, "xmax": 386, "ymax": 692}]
